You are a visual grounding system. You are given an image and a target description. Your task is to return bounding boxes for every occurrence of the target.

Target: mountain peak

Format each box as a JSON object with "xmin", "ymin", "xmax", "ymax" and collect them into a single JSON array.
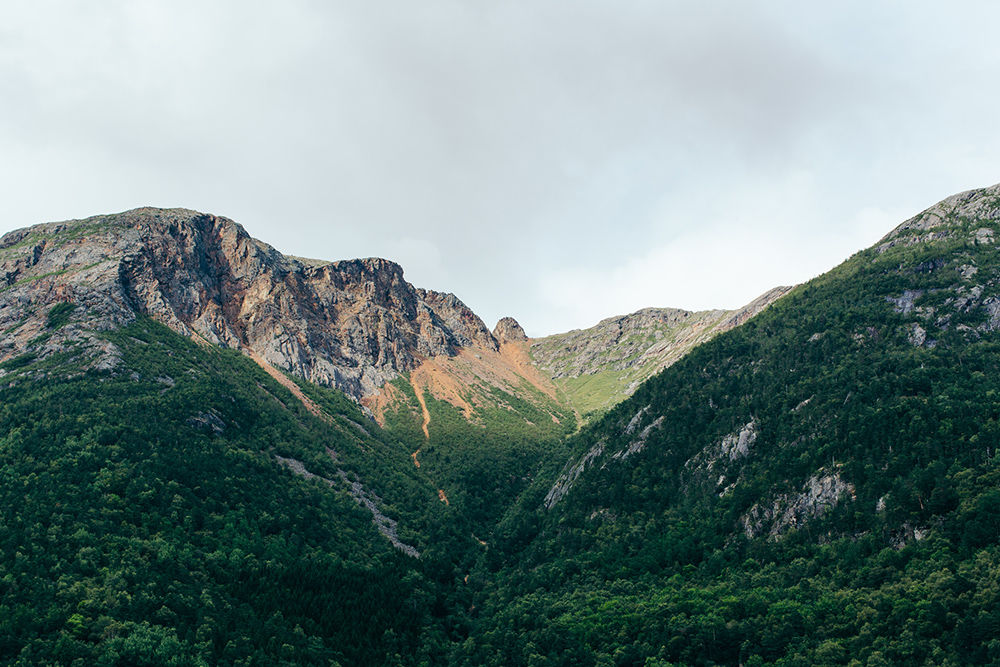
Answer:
[
  {"xmin": 0, "ymin": 208, "xmax": 501, "ymax": 400},
  {"xmin": 877, "ymin": 182, "xmax": 1000, "ymax": 250},
  {"xmin": 493, "ymin": 316, "xmax": 527, "ymax": 344}
]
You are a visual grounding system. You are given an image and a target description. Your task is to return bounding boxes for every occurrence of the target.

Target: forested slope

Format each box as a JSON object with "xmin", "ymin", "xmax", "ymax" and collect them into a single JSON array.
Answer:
[
  {"xmin": 6, "ymin": 184, "xmax": 1000, "ymax": 666},
  {"xmin": 0, "ymin": 318, "xmax": 473, "ymax": 666},
  {"xmin": 460, "ymin": 184, "xmax": 1000, "ymax": 665}
]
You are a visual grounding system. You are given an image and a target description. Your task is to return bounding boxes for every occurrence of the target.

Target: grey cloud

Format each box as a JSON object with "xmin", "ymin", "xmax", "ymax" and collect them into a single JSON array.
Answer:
[{"xmin": 2, "ymin": 2, "xmax": 1000, "ymax": 334}]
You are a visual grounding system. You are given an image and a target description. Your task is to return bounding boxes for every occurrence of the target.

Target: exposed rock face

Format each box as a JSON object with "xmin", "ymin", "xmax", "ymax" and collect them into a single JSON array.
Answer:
[
  {"xmin": 721, "ymin": 420, "xmax": 758, "ymax": 461},
  {"xmin": 533, "ymin": 288, "xmax": 792, "ymax": 381},
  {"xmin": 0, "ymin": 208, "xmax": 498, "ymax": 400},
  {"xmin": 544, "ymin": 439, "xmax": 606, "ymax": 510},
  {"xmin": 875, "ymin": 183, "xmax": 1000, "ymax": 254},
  {"xmin": 276, "ymin": 451, "xmax": 421, "ymax": 558},
  {"xmin": 0, "ymin": 206, "xmax": 793, "ymax": 425},
  {"xmin": 493, "ymin": 317, "xmax": 528, "ymax": 344},
  {"xmin": 740, "ymin": 470, "xmax": 855, "ymax": 539},
  {"xmin": 867, "ymin": 184, "xmax": 1000, "ymax": 346},
  {"xmin": 609, "ymin": 415, "xmax": 664, "ymax": 461},
  {"xmin": 681, "ymin": 419, "xmax": 758, "ymax": 498},
  {"xmin": 533, "ymin": 307, "xmax": 715, "ymax": 381}
]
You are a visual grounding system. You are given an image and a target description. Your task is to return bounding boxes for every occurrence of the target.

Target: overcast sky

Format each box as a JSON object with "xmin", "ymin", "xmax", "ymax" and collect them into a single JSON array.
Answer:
[{"xmin": 3, "ymin": 2, "xmax": 1000, "ymax": 335}]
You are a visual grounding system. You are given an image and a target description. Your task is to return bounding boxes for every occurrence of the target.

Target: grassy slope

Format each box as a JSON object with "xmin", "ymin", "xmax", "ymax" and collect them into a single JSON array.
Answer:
[
  {"xmin": 552, "ymin": 360, "xmax": 660, "ymax": 418},
  {"xmin": 530, "ymin": 310, "xmax": 732, "ymax": 420}
]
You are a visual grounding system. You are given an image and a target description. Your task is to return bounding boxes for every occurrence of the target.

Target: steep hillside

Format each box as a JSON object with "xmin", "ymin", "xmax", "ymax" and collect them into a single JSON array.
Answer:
[
  {"xmin": 370, "ymin": 316, "xmax": 577, "ymax": 532},
  {"xmin": 12, "ymin": 185, "xmax": 1000, "ymax": 666},
  {"xmin": 466, "ymin": 183, "xmax": 1000, "ymax": 666},
  {"xmin": 530, "ymin": 286, "xmax": 791, "ymax": 417},
  {"xmin": 0, "ymin": 317, "xmax": 474, "ymax": 665}
]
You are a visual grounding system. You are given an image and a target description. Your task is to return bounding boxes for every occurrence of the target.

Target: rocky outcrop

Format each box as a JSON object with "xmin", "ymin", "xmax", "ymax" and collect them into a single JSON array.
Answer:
[
  {"xmin": 0, "ymin": 208, "xmax": 499, "ymax": 401},
  {"xmin": 740, "ymin": 470, "xmax": 854, "ymax": 539},
  {"xmin": 681, "ymin": 419, "xmax": 758, "ymax": 497},
  {"xmin": 275, "ymin": 452, "xmax": 420, "ymax": 558},
  {"xmin": 532, "ymin": 288, "xmax": 792, "ymax": 382},
  {"xmin": 610, "ymin": 415, "xmax": 664, "ymax": 462},
  {"xmin": 493, "ymin": 317, "xmax": 528, "ymax": 344},
  {"xmin": 875, "ymin": 183, "xmax": 1000, "ymax": 254},
  {"xmin": 544, "ymin": 439, "xmax": 606, "ymax": 510},
  {"xmin": 867, "ymin": 185, "xmax": 1000, "ymax": 349},
  {"xmin": 0, "ymin": 206, "xmax": 791, "ymax": 425}
]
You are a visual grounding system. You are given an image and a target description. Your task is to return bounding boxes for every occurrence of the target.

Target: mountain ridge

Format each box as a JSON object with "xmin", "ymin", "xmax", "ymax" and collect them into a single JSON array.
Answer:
[
  {"xmin": 0, "ymin": 208, "xmax": 501, "ymax": 401},
  {"xmin": 470, "ymin": 181, "xmax": 1000, "ymax": 665},
  {"xmin": 5, "ymin": 183, "xmax": 1000, "ymax": 664},
  {"xmin": 0, "ymin": 206, "xmax": 788, "ymax": 427},
  {"xmin": 530, "ymin": 285, "xmax": 793, "ymax": 416}
]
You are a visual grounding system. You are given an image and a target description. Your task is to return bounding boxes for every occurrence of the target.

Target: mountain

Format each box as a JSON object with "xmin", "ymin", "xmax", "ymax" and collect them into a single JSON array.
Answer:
[
  {"xmin": 1, "ymin": 207, "xmax": 777, "ymax": 537},
  {"xmin": 0, "ymin": 207, "xmax": 499, "ymax": 401},
  {"xmin": 0, "ymin": 209, "xmax": 517, "ymax": 664},
  {"xmin": 530, "ymin": 286, "xmax": 792, "ymax": 418},
  {"xmin": 0, "ymin": 313, "xmax": 465, "ymax": 665},
  {"xmin": 8, "ymin": 183, "xmax": 1000, "ymax": 666},
  {"xmin": 469, "ymin": 183, "xmax": 1000, "ymax": 665}
]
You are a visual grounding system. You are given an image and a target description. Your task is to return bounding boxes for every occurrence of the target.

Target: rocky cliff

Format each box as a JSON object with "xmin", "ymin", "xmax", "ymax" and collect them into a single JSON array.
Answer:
[
  {"xmin": 0, "ymin": 208, "xmax": 499, "ymax": 400},
  {"xmin": 0, "ymin": 206, "xmax": 793, "ymax": 426}
]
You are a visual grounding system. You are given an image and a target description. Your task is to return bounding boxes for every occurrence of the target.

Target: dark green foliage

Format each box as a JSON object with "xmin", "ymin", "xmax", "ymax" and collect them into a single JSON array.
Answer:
[
  {"xmin": 382, "ymin": 376, "xmax": 575, "ymax": 536},
  {"xmin": 9, "ymin": 197, "xmax": 1000, "ymax": 665},
  {"xmin": 45, "ymin": 301, "xmax": 75, "ymax": 329},
  {"xmin": 0, "ymin": 319, "xmax": 453, "ymax": 666},
  {"xmin": 457, "ymin": 209, "xmax": 1000, "ymax": 665}
]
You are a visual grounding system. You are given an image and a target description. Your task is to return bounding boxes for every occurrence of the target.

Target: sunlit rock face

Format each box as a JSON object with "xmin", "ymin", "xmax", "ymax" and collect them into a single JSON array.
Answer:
[{"xmin": 0, "ymin": 207, "xmax": 498, "ymax": 400}]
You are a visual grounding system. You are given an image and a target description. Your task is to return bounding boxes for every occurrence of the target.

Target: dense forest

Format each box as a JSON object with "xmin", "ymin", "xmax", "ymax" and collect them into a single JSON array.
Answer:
[
  {"xmin": 3, "ymin": 189, "xmax": 1000, "ymax": 665},
  {"xmin": 381, "ymin": 372, "xmax": 576, "ymax": 535},
  {"xmin": 461, "ymin": 212, "xmax": 1000, "ymax": 665},
  {"xmin": 0, "ymin": 320, "xmax": 474, "ymax": 666}
]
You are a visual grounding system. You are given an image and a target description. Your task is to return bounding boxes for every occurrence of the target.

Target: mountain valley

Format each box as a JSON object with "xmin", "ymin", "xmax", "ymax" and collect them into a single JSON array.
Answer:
[{"xmin": 3, "ymin": 184, "xmax": 1000, "ymax": 665}]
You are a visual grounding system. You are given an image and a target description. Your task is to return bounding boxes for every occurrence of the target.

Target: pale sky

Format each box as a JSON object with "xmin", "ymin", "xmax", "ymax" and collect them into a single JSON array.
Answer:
[{"xmin": 2, "ymin": 2, "xmax": 1000, "ymax": 336}]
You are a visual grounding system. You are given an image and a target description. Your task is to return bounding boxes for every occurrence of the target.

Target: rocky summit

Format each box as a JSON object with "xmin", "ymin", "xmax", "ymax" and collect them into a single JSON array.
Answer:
[
  {"xmin": 0, "ymin": 207, "xmax": 786, "ymax": 427},
  {"xmin": 0, "ymin": 208, "xmax": 500, "ymax": 400},
  {"xmin": 492, "ymin": 316, "xmax": 528, "ymax": 344}
]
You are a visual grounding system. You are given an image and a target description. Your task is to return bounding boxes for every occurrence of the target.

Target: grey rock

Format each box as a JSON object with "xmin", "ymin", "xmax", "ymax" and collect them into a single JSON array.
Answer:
[
  {"xmin": 276, "ymin": 452, "xmax": 421, "ymax": 558},
  {"xmin": 187, "ymin": 410, "xmax": 226, "ymax": 434},
  {"xmin": 875, "ymin": 183, "xmax": 1000, "ymax": 253},
  {"xmin": 0, "ymin": 208, "xmax": 499, "ymax": 402},
  {"xmin": 623, "ymin": 405, "xmax": 650, "ymax": 435},
  {"xmin": 544, "ymin": 439, "xmax": 606, "ymax": 510},
  {"xmin": 887, "ymin": 290, "xmax": 923, "ymax": 315},
  {"xmin": 908, "ymin": 323, "xmax": 928, "ymax": 347},
  {"xmin": 721, "ymin": 420, "xmax": 758, "ymax": 461},
  {"xmin": 529, "ymin": 287, "xmax": 792, "ymax": 413},
  {"xmin": 741, "ymin": 470, "xmax": 854, "ymax": 539},
  {"xmin": 493, "ymin": 316, "xmax": 528, "ymax": 344},
  {"xmin": 611, "ymin": 416, "xmax": 664, "ymax": 461}
]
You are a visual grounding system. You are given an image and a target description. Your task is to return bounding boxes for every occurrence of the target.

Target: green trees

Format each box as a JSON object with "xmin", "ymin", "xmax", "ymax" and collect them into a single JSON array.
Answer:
[
  {"xmin": 458, "ymin": 204, "xmax": 1000, "ymax": 664},
  {"xmin": 0, "ymin": 319, "xmax": 451, "ymax": 665}
]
